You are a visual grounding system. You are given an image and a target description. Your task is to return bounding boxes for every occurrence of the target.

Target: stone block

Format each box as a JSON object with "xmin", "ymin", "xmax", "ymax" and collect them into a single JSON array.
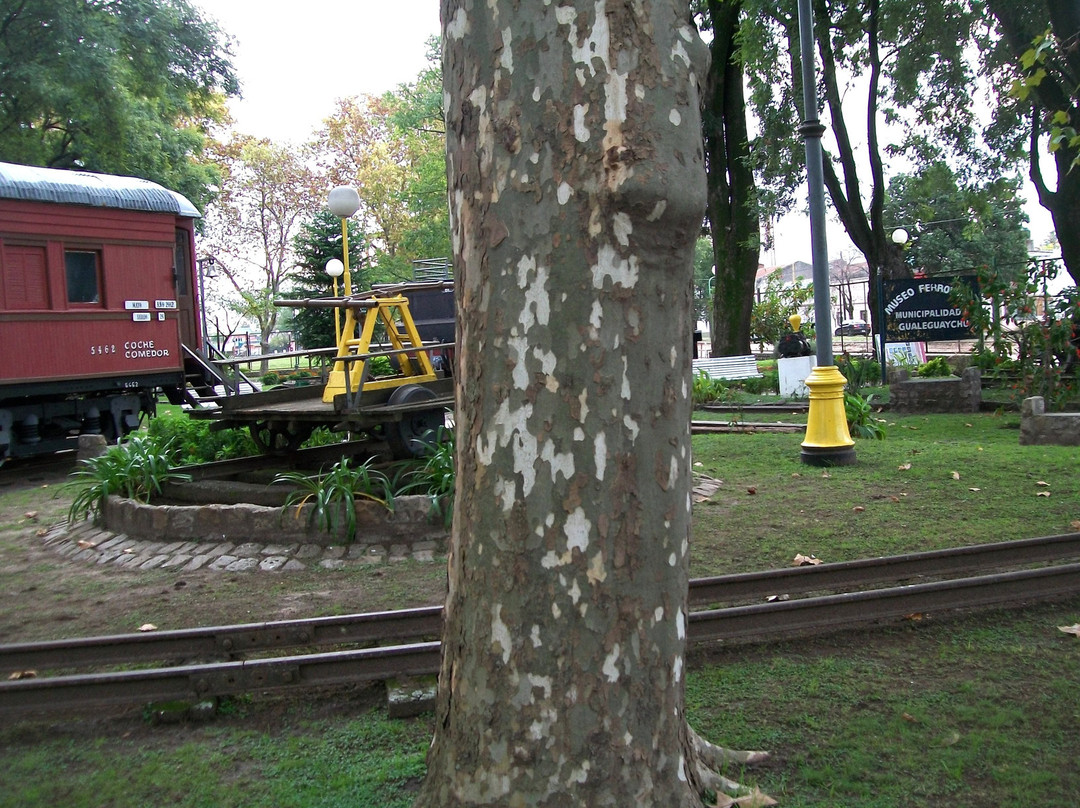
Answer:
[{"xmin": 386, "ymin": 676, "xmax": 438, "ymax": 718}]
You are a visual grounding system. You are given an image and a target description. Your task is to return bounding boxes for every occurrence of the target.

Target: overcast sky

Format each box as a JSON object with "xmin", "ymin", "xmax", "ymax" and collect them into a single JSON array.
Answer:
[
  {"xmin": 196, "ymin": 1, "xmax": 1053, "ymax": 268},
  {"xmin": 195, "ymin": 1, "xmax": 440, "ymax": 144}
]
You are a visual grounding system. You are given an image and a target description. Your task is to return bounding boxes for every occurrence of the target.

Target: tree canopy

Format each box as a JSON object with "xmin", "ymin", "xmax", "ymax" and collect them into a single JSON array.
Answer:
[
  {"xmin": 0, "ymin": 0, "xmax": 238, "ymax": 211},
  {"xmin": 884, "ymin": 161, "xmax": 1031, "ymax": 280}
]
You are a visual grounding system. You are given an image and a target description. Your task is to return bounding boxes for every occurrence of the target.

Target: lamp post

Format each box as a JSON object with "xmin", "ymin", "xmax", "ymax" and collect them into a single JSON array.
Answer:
[
  {"xmin": 324, "ymin": 186, "xmax": 361, "ymax": 404},
  {"xmin": 796, "ymin": 0, "xmax": 855, "ymax": 466},
  {"xmin": 326, "ymin": 258, "xmax": 344, "ymax": 345},
  {"xmin": 327, "ymin": 186, "xmax": 361, "ymax": 296}
]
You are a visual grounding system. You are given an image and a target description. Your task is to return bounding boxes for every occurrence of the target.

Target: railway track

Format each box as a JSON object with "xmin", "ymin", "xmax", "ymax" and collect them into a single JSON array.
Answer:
[{"xmin": 2, "ymin": 532, "xmax": 1079, "ymax": 718}]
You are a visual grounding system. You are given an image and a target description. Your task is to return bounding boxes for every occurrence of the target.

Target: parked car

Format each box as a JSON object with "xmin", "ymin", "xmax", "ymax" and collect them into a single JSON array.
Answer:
[{"xmin": 835, "ymin": 319, "xmax": 871, "ymax": 336}]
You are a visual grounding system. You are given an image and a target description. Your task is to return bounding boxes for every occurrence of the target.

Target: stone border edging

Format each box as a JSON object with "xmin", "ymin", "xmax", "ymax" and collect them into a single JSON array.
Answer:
[
  {"xmin": 40, "ymin": 518, "xmax": 445, "ymax": 572},
  {"xmin": 102, "ymin": 493, "xmax": 447, "ymax": 548}
]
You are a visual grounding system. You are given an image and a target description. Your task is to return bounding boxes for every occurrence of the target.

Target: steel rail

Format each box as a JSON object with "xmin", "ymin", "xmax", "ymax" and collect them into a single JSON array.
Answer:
[
  {"xmin": 0, "ymin": 607, "xmax": 443, "ymax": 673},
  {"xmin": 3, "ymin": 563, "xmax": 1080, "ymax": 717},
  {"xmin": 688, "ymin": 562, "xmax": 1080, "ymax": 643},
  {"xmin": 3, "ymin": 534, "xmax": 1079, "ymax": 674},
  {"xmin": 687, "ymin": 531, "xmax": 1080, "ymax": 607},
  {"xmin": 0, "ymin": 642, "xmax": 441, "ymax": 717}
]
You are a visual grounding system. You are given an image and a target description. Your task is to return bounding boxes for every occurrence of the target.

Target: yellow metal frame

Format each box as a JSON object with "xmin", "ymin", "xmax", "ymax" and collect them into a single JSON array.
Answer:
[{"xmin": 322, "ymin": 295, "xmax": 438, "ymax": 403}]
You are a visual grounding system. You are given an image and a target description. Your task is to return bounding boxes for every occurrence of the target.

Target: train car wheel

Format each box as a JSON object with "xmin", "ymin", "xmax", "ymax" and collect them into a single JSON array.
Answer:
[
  {"xmin": 249, "ymin": 420, "xmax": 314, "ymax": 455},
  {"xmin": 385, "ymin": 384, "xmax": 445, "ymax": 459}
]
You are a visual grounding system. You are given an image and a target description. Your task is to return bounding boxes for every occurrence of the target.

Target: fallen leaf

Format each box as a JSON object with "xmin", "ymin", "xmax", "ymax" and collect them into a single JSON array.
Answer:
[
  {"xmin": 122, "ymin": 548, "xmax": 135, "ymax": 553},
  {"xmin": 889, "ymin": 496, "xmax": 901, "ymax": 503},
  {"xmin": 35, "ymin": 529, "xmax": 47, "ymax": 537},
  {"xmin": 746, "ymin": 486, "xmax": 757, "ymax": 495},
  {"xmin": 853, "ymin": 506, "xmax": 865, "ymax": 513},
  {"xmin": 941, "ymin": 731, "xmax": 961, "ymax": 747},
  {"xmin": 7, "ymin": 670, "xmax": 37, "ymax": 680},
  {"xmin": 694, "ymin": 461, "xmax": 703, "ymax": 467},
  {"xmin": 766, "ymin": 594, "xmax": 790, "ymax": 603},
  {"xmin": 137, "ymin": 623, "xmax": 158, "ymax": 632},
  {"xmin": 902, "ymin": 712, "xmax": 918, "ymax": 722},
  {"xmin": 898, "ymin": 463, "xmax": 912, "ymax": 471},
  {"xmin": 820, "ymin": 470, "xmax": 831, "ymax": 478},
  {"xmin": 951, "ymin": 471, "xmax": 961, "ymax": 480},
  {"xmin": 968, "ymin": 487, "xmax": 981, "ymax": 492},
  {"xmin": 791, "ymin": 472, "xmax": 802, "ymax": 478},
  {"xmin": 76, "ymin": 540, "xmax": 97, "ymax": 549},
  {"xmin": 1071, "ymin": 520, "xmax": 1080, "ymax": 530},
  {"xmin": 713, "ymin": 789, "xmax": 778, "ymax": 808},
  {"xmin": 1037, "ymin": 492, "xmax": 1051, "ymax": 498},
  {"xmin": 24, "ymin": 511, "xmax": 38, "ymax": 520},
  {"xmin": 793, "ymin": 553, "xmax": 823, "ymax": 566},
  {"xmin": 1058, "ymin": 624, "xmax": 1080, "ymax": 637},
  {"xmin": 964, "ymin": 423, "xmax": 972, "ymax": 427},
  {"xmin": 1036, "ymin": 481, "xmax": 1050, "ymax": 487},
  {"xmin": 904, "ymin": 613, "xmax": 925, "ymax": 622}
]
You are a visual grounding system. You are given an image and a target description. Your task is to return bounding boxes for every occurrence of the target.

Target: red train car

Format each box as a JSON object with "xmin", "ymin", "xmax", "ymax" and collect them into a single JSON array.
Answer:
[{"xmin": 0, "ymin": 162, "xmax": 203, "ymax": 460}]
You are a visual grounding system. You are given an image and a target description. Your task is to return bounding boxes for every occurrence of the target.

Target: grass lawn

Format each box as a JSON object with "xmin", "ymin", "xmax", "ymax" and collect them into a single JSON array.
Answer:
[{"xmin": 1, "ymin": 404, "xmax": 1078, "ymax": 806}]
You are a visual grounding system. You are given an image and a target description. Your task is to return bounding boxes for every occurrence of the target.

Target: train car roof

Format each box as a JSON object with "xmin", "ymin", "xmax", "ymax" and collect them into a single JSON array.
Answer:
[{"xmin": 0, "ymin": 162, "xmax": 201, "ymax": 218}]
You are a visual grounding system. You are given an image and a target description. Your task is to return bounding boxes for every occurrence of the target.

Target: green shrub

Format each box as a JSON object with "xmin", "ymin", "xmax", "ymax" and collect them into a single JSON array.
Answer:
[
  {"xmin": 917, "ymin": 357, "xmax": 954, "ymax": 377},
  {"xmin": 741, "ymin": 372, "xmax": 778, "ymax": 395},
  {"xmin": 261, "ymin": 371, "xmax": 281, "ymax": 386},
  {"xmin": 273, "ymin": 457, "xmax": 394, "ymax": 542},
  {"xmin": 692, "ymin": 370, "xmax": 730, "ymax": 406},
  {"xmin": 62, "ymin": 434, "xmax": 192, "ymax": 523},
  {"xmin": 394, "ymin": 428, "xmax": 455, "ymax": 527},
  {"xmin": 837, "ymin": 355, "xmax": 881, "ymax": 396},
  {"xmin": 147, "ymin": 413, "xmax": 258, "ymax": 464},
  {"xmin": 367, "ymin": 356, "xmax": 394, "ymax": 377},
  {"xmin": 844, "ymin": 392, "xmax": 886, "ymax": 440}
]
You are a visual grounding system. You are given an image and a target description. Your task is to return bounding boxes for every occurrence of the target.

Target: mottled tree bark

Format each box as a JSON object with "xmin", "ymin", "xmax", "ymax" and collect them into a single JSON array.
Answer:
[{"xmin": 417, "ymin": 1, "xmax": 713, "ymax": 805}]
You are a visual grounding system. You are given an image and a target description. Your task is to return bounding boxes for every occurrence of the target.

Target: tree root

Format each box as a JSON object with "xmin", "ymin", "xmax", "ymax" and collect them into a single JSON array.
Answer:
[{"xmin": 689, "ymin": 727, "xmax": 776, "ymax": 807}]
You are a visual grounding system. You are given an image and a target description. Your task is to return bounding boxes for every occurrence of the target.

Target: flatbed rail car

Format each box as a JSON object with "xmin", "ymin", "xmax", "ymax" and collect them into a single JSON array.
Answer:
[
  {"xmin": 0, "ymin": 162, "xmax": 215, "ymax": 460},
  {"xmin": 189, "ymin": 281, "xmax": 456, "ymax": 457}
]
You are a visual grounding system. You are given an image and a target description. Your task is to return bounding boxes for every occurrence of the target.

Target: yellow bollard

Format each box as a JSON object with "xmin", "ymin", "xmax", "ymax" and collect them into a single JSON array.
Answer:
[{"xmin": 800, "ymin": 364, "xmax": 856, "ymax": 466}]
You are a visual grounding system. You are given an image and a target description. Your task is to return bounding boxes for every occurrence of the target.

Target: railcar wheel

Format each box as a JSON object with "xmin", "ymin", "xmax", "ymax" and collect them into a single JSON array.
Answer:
[
  {"xmin": 249, "ymin": 420, "xmax": 314, "ymax": 455},
  {"xmin": 384, "ymin": 384, "xmax": 445, "ymax": 459}
]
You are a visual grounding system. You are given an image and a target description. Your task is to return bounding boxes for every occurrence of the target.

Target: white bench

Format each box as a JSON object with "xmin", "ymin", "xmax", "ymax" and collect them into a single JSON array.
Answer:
[{"xmin": 692, "ymin": 355, "xmax": 762, "ymax": 381}]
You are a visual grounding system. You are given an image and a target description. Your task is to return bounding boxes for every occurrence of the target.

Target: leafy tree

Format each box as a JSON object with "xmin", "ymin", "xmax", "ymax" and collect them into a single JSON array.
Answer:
[
  {"xmin": 751, "ymin": 269, "xmax": 814, "ymax": 350},
  {"xmin": 883, "ymin": 161, "xmax": 1031, "ymax": 279},
  {"xmin": 984, "ymin": 1, "xmax": 1080, "ymax": 286},
  {"xmin": 288, "ymin": 211, "xmax": 367, "ymax": 351},
  {"xmin": 382, "ymin": 42, "xmax": 453, "ymax": 273},
  {"xmin": 314, "ymin": 96, "xmax": 435, "ymax": 283},
  {"xmin": 698, "ymin": 0, "xmax": 762, "ymax": 357},
  {"xmin": 745, "ymin": 0, "xmax": 995, "ymax": 333},
  {"xmin": 418, "ymin": 2, "xmax": 770, "ymax": 805},
  {"xmin": 0, "ymin": 0, "xmax": 237, "ymax": 210},
  {"xmin": 200, "ymin": 136, "xmax": 319, "ymax": 364}
]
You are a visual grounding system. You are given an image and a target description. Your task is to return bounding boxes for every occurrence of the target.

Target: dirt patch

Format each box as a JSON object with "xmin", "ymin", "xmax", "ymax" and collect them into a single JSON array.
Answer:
[{"xmin": 0, "ymin": 456, "xmax": 448, "ymax": 645}]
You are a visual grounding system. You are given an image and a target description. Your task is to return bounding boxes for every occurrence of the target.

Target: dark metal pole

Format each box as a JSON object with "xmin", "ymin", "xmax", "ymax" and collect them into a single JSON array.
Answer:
[
  {"xmin": 797, "ymin": 0, "xmax": 832, "ymax": 366},
  {"xmin": 796, "ymin": 0, "xmax": 856, "ymax": 465}
]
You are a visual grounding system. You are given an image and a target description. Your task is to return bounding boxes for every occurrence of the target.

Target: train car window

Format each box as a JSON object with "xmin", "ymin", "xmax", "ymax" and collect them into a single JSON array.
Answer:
[
  {"xmin": 174, "ymin": 229, "xmax": 191, "ymax": 295},
  {"xmin": 65, "ymin": 250, "xmax": 100, "ymax": 304},
  {"xmin": 2, "ymin": 245, "xmax": 49, "ymax": 309}
]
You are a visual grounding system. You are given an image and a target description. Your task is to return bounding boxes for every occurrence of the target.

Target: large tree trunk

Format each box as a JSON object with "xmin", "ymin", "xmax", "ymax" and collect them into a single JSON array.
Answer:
[
  {"xmin": 704, "ymin": 0, "xmax": 760, "ymax": 357},
  {"xmin": 418, "ymin": 2, "xmax": 714, "ymax": 805}
]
